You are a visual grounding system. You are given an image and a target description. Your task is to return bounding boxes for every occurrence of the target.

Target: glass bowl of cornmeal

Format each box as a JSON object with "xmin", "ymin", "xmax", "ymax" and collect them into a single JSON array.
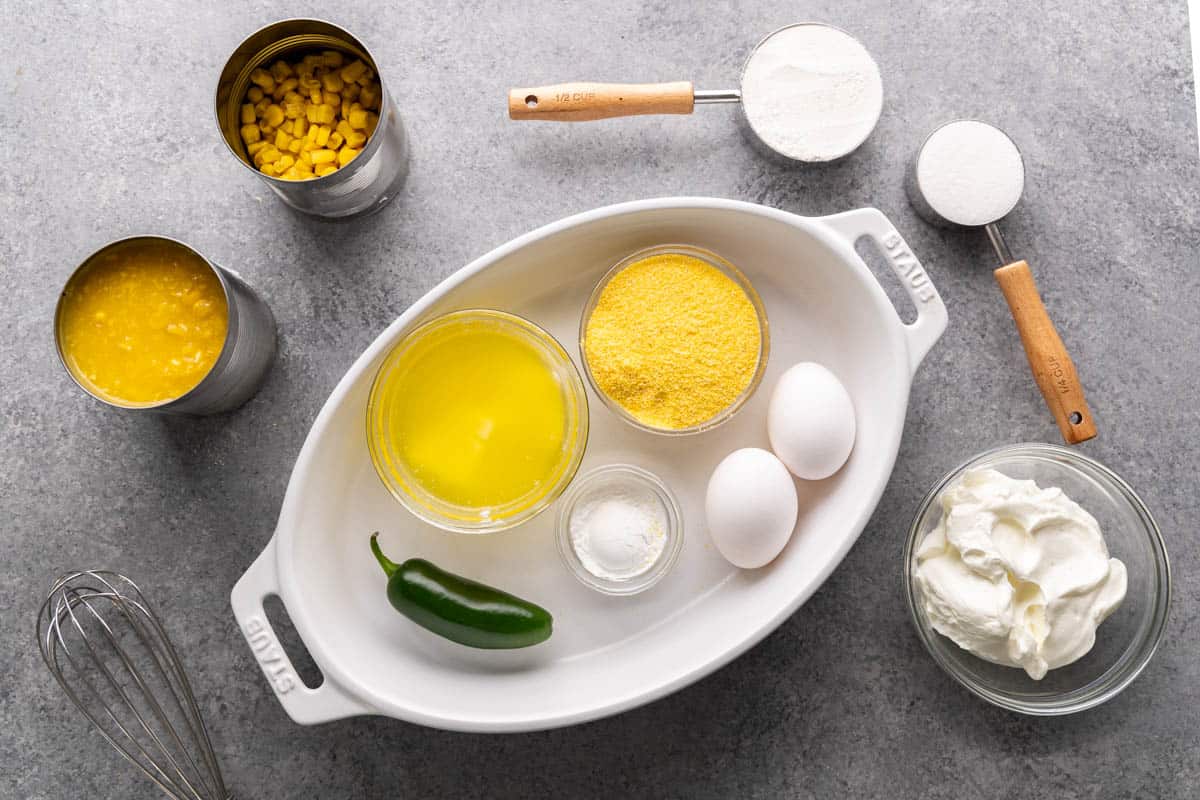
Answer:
[
  {"xmin": 580, "ymin": 244, "xmax": 769, "ymax": 435},
  {"xmin": 367, "ymin": 309, "xmax": 589, "ymax": 533}
]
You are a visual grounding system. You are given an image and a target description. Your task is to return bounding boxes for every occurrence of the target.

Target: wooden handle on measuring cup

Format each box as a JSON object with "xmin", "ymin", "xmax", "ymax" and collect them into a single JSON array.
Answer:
[
  {"xmin": 994, "ymin": 260, "xmax": 1097, "ymax": 444},
  {"xmin": 508, "ymin": 82, "xmax": 695, "ymax": 121}
]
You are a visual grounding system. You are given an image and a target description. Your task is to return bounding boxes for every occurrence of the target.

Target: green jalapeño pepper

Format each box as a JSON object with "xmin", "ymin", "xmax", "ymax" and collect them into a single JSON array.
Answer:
[{"xmin": 370, "ymin": 533, "xmax": 553, "ymax": 649}]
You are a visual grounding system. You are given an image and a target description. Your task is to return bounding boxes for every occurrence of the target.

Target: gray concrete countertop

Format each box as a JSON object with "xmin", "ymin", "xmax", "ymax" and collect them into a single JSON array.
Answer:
[{"xmin": 2, "ymin": 2, "xmax": 1197, "ymax": 798}]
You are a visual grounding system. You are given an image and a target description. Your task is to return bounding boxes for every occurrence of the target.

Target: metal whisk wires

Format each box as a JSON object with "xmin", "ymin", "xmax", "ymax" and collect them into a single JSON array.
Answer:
[{"xmin": 37, "ymin": 571, "xmax": 230, "ymax": 800}]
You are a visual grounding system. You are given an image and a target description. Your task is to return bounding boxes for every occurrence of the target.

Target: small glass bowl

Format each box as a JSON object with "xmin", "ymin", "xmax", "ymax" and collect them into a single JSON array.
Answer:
[
  {"xmin": 904, "ymin": 443, "xmax": 1171, "ymax": 715},
  {"xmin": 556, "ymin": 464, "xmax": 683, "ymax": 595},
  {"xmin": 367, "ymin": 309, "xmax": 589, "ymax": 534},
  {"xmin": 578, "ymin": 244, "xmax": 770, "ymax": 435}
]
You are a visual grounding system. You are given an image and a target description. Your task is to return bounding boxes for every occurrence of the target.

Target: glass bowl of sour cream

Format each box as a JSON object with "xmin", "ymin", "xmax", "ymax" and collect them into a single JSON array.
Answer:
[{"xmin": 904, "ymin": 443, "xmax": 1171, "ymax": 715}]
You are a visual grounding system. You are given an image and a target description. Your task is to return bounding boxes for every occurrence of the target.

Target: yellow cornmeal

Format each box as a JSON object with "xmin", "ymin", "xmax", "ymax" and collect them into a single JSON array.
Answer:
[
  {"xmin": 57, "ymin": 243, "xmax": 228, "ymax": 406},
  {"xmin": 584, "ymin": 252, "xmax": 761, "ymax": 429}
]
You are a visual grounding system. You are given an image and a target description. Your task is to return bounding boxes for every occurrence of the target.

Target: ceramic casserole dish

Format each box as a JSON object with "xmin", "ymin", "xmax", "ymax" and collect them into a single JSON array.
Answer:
[{"xmin": 231, "ymin": 197, "xmax": 947, "ymax": 731}]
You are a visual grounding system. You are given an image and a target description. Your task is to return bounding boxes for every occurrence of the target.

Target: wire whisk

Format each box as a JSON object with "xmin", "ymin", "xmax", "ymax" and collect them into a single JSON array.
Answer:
[{"xmin": 37, "ymin": 571, "xmax": 232, "ymax": 800}]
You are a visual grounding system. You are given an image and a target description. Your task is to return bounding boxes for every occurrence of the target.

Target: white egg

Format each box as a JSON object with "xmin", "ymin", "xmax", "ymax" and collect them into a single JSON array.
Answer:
[
  {"xmin": 705, "ymin": 448, "xmax": 799, "ymax": 569},
  {"xmin": 768, "ymin": 362, "xmax": 856, "ymax": 480}
]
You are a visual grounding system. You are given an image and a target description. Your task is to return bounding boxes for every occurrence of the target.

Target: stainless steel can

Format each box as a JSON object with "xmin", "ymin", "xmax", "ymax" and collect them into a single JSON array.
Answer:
[
  {"xmin": 215, "ymin": 18, "xmax": 408, "ymax": 219},
  {"xmin": 54, "ymin": 236, "xmax": 277, "ymax": 415}
]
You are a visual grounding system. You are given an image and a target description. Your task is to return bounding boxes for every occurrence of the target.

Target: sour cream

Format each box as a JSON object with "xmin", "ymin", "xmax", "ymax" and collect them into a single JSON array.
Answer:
[{"xmin": 913, "ymin": 468, "xmax": 1127, "ymax": 680}]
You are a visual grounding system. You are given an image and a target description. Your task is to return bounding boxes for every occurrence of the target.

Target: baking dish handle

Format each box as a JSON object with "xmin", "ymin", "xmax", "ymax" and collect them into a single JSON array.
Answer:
[
  {"xmin": 820, "ymin": 207, "xmax": 948, "ymax": 374},
  {"xmin": 231, "ymin": 539, "xmax": 370, "ymax": 724}
]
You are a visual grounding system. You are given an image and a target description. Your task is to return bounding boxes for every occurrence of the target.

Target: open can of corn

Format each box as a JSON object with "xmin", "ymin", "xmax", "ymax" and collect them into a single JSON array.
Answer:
[
  {"xmin": 215, "ymin": 19, "xmax": 408, "ymax": 219},
  {"xmin": 54, "ymin": 236, "xmax": 277, "ymax": 415}
]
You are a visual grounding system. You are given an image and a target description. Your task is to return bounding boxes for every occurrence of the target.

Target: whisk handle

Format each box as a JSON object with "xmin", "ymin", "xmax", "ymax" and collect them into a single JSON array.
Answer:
[{"xmin": 231, "ymin": 539, "xmax": 369, "ymax": 724}]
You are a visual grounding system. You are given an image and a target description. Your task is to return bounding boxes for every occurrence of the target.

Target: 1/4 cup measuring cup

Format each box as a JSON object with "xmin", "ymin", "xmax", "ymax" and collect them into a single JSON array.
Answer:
[
  {"xmin": 508, "ymin": 22, "xmax": 883, "ymax": 163},
  {"xmin": 907, "ymin": 119, "xmax": 1096, "ymax": 444}
]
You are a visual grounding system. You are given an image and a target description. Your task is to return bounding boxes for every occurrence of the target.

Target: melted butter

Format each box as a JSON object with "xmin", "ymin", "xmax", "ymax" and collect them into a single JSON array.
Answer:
[{"xmin": 372, "ymin": 315, "xmax": 571, "ymax": 513}]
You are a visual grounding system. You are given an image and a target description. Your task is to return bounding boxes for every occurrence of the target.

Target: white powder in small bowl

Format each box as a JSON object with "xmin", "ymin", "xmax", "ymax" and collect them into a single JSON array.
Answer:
[
  {"xmin": 740, "ymin": 23, "xmax": 884, "ymax": 162},
  {"xmin": 569, "ymin": 485, "xmax": 668, "ymax": 581}
]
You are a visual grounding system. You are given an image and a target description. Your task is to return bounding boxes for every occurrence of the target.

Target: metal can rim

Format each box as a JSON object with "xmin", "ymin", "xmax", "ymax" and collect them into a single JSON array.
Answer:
[
  {"xmin": 53, "ymin": 234, "xmax": 243, "ymax": 412},
  {"xmin": 213, "ymin": 17, "xmax": 391, "ymax": 187}
]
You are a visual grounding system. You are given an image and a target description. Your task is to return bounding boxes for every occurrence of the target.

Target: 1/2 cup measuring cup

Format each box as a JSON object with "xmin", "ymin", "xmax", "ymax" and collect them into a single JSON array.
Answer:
[{"xmin": 508, "ymin": 22, "xmax": 883, "ymax": 163}]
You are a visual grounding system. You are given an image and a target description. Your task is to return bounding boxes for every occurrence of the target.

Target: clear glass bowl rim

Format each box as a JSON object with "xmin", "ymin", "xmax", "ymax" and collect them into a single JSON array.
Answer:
[
  {"xmin": 578, "ymin": 243, "xmax": 770, "ymax": 436},
  {"xmin": 903, "ymin": 442, "xmax": 1171, "ymax": 715},
  {"xmin": 555, "ymin": 463, "xmax": 684, "ymax": 595},
  {"xmin": 366, "ymin": 308, "xmax": 589, "ymax": 534}
]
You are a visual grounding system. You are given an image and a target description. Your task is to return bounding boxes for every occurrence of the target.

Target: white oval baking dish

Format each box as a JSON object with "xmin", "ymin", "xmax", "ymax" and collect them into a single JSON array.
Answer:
[{"xmin": 231, "ymin": 198, "xmax": 947, "ymax": 731}]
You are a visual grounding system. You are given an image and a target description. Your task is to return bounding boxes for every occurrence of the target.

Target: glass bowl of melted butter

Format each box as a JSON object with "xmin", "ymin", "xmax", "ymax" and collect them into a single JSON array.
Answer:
[
  {"xmin": 367, "ymin": 309, "xmax": 589, "ymax": 534},
  {"xmin": 904, "ymin": 443, "xmax": 1171, "ymax": 715}
]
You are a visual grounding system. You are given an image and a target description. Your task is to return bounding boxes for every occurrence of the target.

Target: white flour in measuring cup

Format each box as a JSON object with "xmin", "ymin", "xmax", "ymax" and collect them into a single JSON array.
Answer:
[{"xmin": 740, "ymin": 24, "xmax": 884, "ymax": 162}]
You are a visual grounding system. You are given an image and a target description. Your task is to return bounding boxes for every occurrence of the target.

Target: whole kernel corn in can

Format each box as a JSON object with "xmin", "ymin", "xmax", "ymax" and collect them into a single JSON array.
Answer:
[{"xmin": 215, "ymin": 19, "xmax": 408, "ymax": 219}]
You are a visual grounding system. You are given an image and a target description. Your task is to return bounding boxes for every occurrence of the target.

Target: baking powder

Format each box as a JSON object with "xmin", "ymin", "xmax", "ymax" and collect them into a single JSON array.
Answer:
[
  {"xmin": 740, "ymin": 24, "xmax": 884, "ymax": 162},
  {"xmin": 569, "ymin": 486, "xmax": 668, "ymax": 581}
]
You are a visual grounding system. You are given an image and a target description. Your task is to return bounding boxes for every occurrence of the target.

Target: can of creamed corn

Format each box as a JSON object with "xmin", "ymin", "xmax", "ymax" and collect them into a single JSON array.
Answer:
[{"xmin": 54, "ymin": 235, "xmax": 276, "ymax": 415}]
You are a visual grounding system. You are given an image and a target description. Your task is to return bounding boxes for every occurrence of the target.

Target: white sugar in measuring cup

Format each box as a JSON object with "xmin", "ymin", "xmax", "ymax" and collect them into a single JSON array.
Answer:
[
  {"xmin": 508, "ymin": 23, "xmax": 883, "ymax": 163},
  {"xmin": 907, "ymin": 119, "xmax": 1096, "ymax": 444}
]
